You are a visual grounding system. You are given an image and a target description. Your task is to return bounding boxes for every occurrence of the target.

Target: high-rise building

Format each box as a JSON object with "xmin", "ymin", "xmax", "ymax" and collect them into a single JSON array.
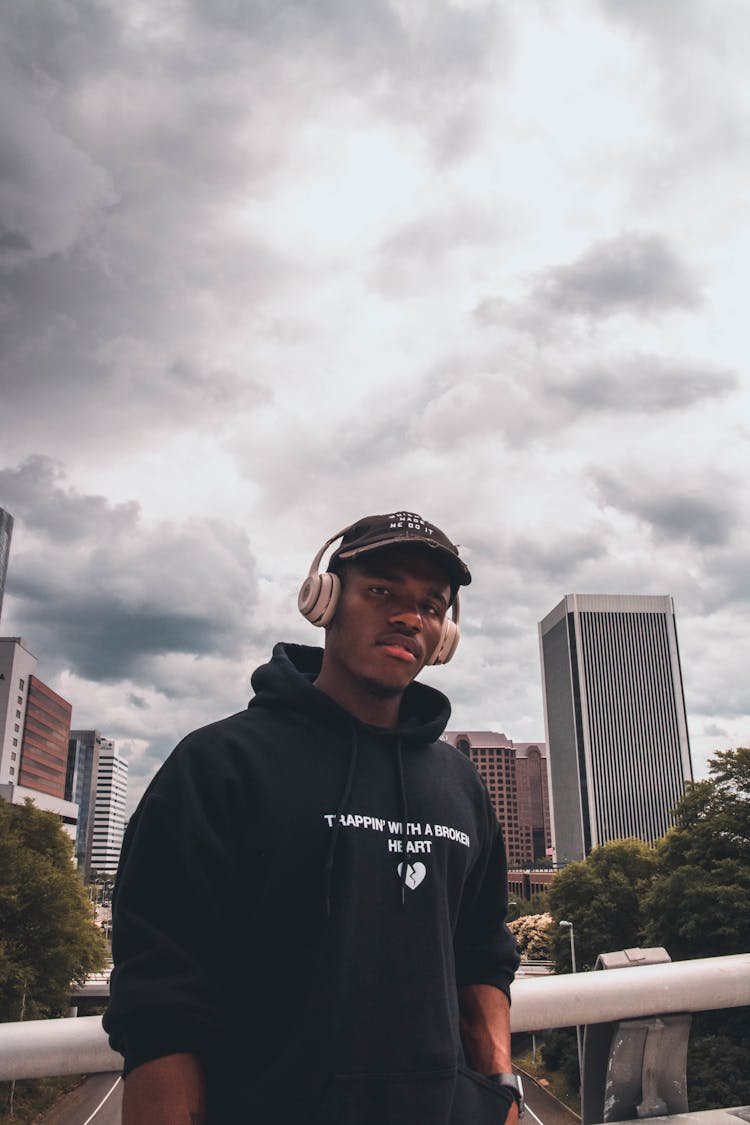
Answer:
[
  {"xmin": 538, "ymin": 594, "xmax": 693, "ymax": 863},
  {"xmin": 67, "ymin": 729, "xmax": 106, "ymax": 881},
  {"xmin": 0, "ymin": 637, "xmax": 78, "ymax": 837},
  {"xmin": 443, "ymin": 731, "xmax": 552, "ymax": 866},
  {"xmin": 90, "ymin": 742, "xmax": 128, "ymax": 875},
  {"xmin": 19, "ymin": 676, "xmax": 72, "ymax": 798},
  {"xmin": 0, "ymin": 508, "xmax": 13, "ymax": 623}
]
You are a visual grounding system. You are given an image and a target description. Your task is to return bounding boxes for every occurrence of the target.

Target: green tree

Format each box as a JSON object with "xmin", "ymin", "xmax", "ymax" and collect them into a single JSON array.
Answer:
[
  {"xmin": 0, "ymin": 799, "xmax": 108, "ymax": 1023},
  {"xmin": 547, "ymin": 838, "xmax": 658, "ymax": 970},
  {"xmin": 641, "ymin": 748, "xmax": 750, "ymax": 1110},
  {"xmin": 644, "ymin": 748, "xmax": 750, "ymax": 960}
]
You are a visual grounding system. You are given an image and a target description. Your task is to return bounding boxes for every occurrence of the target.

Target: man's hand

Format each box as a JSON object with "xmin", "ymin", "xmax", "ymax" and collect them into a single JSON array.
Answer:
[
  {"xmin": 122, "ymin": 1053, "xmax": 206, "ymax": 1124},
  {"xmin": 459, "ymin": 984, "xmax": 518, "ymax": 1122}
]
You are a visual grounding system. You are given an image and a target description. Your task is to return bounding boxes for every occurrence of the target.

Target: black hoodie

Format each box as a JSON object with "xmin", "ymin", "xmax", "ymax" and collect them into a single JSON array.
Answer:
[{"xmin": 104, "ymin": 643, "xmax": 520, "ymax": 1123}]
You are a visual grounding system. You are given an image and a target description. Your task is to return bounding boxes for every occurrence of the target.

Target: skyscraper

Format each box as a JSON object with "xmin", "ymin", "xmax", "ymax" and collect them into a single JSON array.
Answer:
[
  {"xmin": 67, "ymin": 729, "xmax": 106, "ymax": 881},
  {"xmin": 443, "ymin": 731, "xmax": 552, "ymax": 866},
  {"xmin": 0, "ymin": 508, "xmax": 13, "ymax": 623},
  {"xmin": 90, "ymin": 742, "xmax": 128, "ymax": 876},
  {"xmin": 539, "ymin": 594, "xmax": 693, "ymax": 863}
]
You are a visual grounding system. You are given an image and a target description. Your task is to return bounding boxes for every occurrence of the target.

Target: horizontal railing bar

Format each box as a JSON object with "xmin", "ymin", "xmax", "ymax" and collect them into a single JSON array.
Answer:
[
  {"xmin": 510, "ymin": 952, "xmax": 749, "ymax": 1032},
  {"xmin": 0, "ymin": 953, "xmax": 747, "ymax": 1081}
]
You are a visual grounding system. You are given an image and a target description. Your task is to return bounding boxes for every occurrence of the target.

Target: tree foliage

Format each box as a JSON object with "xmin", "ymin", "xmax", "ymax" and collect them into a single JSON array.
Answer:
[
  {"xmin": 643, "ymin": 748, "xmax": 750, "ymax": 960},
  {"xmin": 0, "ymin": 800, "xmax": 108, "ymax": 1022},
  {"xmin": 547, "ymin": 838, "xmax": 658, "ymax": 970},
  {"xmin": 508, "ymin": 913, "xmax": 553, "ymax": 960},
  {"xmin": 539, "ymin": 750, "xmax": 750, "ymax": 1109}
]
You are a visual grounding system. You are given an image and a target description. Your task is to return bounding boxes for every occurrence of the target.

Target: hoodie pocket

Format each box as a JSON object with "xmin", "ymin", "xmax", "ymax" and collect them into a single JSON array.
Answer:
[
  {"xmin": 311, "ymin": 1067, "xmax": 456, "ymax": 1124},
  {"xmin": 310, "ymin": 1066, "xmax": 514, "ymax": 1125}
]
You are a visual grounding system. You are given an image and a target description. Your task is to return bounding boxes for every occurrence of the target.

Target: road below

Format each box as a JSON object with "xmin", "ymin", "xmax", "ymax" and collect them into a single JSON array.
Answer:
[
  {"xmin": 38, "ymin": 1065, "xmax": 575, "ymax": 1124},
  {"xmin": 39, "ymin": 1072, "xmax": 122, "ymax": 1125},
  {"xmin": 519, "ymin": 1067, "xmax": 581, "ymax": 1125}
]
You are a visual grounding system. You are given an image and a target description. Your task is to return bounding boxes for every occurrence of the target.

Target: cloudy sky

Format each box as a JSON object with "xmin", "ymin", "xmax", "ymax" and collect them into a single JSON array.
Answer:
[{"xmin": 2, "ymin": 0, "xmax": 749, "ymax": 813}]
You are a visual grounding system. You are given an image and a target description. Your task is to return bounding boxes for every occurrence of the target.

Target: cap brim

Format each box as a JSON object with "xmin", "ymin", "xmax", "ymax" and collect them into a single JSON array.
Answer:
[{"xmin": 334, "ymin": 537, "xmax": 471, "ymax": 589}]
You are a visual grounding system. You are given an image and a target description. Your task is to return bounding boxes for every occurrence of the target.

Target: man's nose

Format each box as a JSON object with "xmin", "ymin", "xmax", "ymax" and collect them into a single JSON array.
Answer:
[{"xmin": 389, "ymin": 600, "xmax": 422, "ymax": 631}]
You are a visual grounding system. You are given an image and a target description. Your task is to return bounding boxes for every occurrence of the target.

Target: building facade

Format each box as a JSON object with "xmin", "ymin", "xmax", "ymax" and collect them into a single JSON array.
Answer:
[
  {"xmin": 19, "ymin": 676, "xmax": 72, "ymax": 798},
  {"xmin": 0, "ymin": 637, "xmax": 78, "ymax": 835},
  {"xmin": 0, "ymin": 508, "xmax": 13, "ymax": 623},
  {"xmin": 90, "ymin": 742, "xmax": 128, "ymax": 875},
  {"xmin": 538, "ymin": 594, "xmax": 693, "ymax": 863},
  {"xmin": 443, "ymin": 730, "xmax": 552, "ymax": 867},
  {"xmin": 67, "ymin": 729, "xmax": 106, "ymax": 881}
]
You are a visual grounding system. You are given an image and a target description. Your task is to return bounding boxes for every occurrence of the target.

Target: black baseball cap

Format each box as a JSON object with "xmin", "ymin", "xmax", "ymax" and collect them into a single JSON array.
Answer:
[{"xmin": 329, "ymin": 511, "xmax": 472, "ymax": 593}]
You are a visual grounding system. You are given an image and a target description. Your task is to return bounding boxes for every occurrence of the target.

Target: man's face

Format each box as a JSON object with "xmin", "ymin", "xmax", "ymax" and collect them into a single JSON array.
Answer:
[{"xmin": 323, "ymin": 546, "xmax": 452, "ymax": 700}]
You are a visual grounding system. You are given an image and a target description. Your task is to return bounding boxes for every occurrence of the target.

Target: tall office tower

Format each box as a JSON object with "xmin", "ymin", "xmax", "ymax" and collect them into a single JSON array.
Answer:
[
  {"xmin": 0, "ymin": 638, "xmax": 79, "ymax": 836},
  {"xmin": 91, "ymin": 742, "xmax": 128, "ymax": 875},
  {"xmin": 19, "ymin": 676, "xmax": 73, "ymax": 798},
  {"xmin": 0, "ymin": 508, "xmax": 13, "ymax": 623},
  {"xmin": 443, "ymin": 731, "xmax": 552, "ymax": 867},
  {"xmin": 68, "ymin": 729, "xmax": 106, "ymax": 881},
  {"xmin": 539, "ymin": 594, "xmax": 693, "ymax": 864}
]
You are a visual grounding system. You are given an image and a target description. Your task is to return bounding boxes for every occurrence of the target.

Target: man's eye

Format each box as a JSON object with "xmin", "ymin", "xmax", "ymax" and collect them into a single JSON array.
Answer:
[
  {"xmin": 369, "ymin": 585, "xmax": 390, "ymax": 596},
  {"xmin": 422, "ymin": 603, "xmax": 440, "ymax": 616}
]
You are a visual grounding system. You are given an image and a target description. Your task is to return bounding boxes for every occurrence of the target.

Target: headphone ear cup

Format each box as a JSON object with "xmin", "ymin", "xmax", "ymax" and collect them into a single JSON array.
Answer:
[
  {"xmin": 428, "ymin": 618, "xmax": 460, "ymax": 666},
  {"xmin": 298, "ymin": 571, "xmax": 341, "ymax": 627}
]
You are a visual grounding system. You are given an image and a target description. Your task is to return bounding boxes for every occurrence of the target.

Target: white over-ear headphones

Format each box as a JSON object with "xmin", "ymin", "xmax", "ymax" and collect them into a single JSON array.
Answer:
[{"xmin": 297, "ymin": 524, "xmax": 461, "ymax": 665}]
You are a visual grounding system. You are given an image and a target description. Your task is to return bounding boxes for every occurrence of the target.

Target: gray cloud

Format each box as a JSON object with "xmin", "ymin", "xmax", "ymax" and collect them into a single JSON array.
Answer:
[
  {"xmin": 531, "ymin": 232, "xmax": 701, "ymax": 318},
  {"xmin": 0, "ymin": 455, "xmax": 139, "ymax": 542},
  {"xmin": 2, "ymin": 458, "xmax": 259, "ymax": 680},
  {"xmin": 594, "ymin": 471, "xmax": 738, "ymax": 548},
  {"xmin": 476, "ymin": 233, "xmax": 702, "ymax": 339},
  {"xmin": 551, "ymin": 357, "xmax": 738, "ymax": 413},
  {"xmin": 0, "ymin": 71, "xmax": 117, "ymax": 272}
]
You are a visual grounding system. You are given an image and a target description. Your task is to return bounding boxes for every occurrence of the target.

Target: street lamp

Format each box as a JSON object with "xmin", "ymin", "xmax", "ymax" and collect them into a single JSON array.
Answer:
[{"xmin": 559, "ymin": 920, "xmax": 582, "ymax": 1090}]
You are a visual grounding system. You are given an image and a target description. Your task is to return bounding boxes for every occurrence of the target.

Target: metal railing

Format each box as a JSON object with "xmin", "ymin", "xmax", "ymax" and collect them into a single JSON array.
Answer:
[{"xmin": 0, "ymin": 953, "xmax": 748, "ymax": 1082}]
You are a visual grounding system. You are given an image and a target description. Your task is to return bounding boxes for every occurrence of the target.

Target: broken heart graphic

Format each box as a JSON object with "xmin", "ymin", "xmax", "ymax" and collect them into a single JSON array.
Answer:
[{"xmin": 397, "ymin": 861, "xmax": 426, "ymax": 890}]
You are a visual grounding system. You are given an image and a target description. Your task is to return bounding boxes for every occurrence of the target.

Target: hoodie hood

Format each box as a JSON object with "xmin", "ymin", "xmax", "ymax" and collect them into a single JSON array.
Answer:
[{"xmin": 250, "ymin": 642, "xmax": 452, "ymax": 745}]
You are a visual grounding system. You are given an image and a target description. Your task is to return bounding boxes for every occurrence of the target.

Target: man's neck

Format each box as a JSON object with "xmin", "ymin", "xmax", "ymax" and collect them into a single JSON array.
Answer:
[{"xmin": 313, "ymin": 666, "xmax": 403, "ymax": 728}]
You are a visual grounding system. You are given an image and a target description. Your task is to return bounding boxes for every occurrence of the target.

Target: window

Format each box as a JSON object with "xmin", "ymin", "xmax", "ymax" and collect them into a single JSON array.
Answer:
[
  {"xmin": 11, "ymin": 752, "xmax": 16, "ymax": 761},
  {"xmin": 16, "ymin": 710, "xmax": 21, "ymax": 719},
  {"xmin": 19, "ymin": 679, "xmax": 25, "ymax": 689},
  {"xmin": 12, "ymin": 738, "xmax": 17, "ymax": 747},
  {"xmin": 14, "ymin": 724, "xmax": 19, "ymax": 732},
  {"xmin": 9, "ymin": 767, "xmax": 14, "ymax": 775},
  {"xmin": 17, "ymin": 695, "xmax": 22, "ymax": 705}
]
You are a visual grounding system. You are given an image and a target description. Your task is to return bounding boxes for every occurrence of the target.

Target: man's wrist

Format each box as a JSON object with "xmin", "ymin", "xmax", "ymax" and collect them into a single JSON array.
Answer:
[{"xmin": 488, "ymin": 1072, "xmax": 525, "ymax": 1117}]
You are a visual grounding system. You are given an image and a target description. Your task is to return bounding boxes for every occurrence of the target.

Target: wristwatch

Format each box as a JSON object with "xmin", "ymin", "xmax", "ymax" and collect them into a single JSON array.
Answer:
[{"xmin": 488, "ymin": 1073, "xmax": 525, "ymax": 1117}]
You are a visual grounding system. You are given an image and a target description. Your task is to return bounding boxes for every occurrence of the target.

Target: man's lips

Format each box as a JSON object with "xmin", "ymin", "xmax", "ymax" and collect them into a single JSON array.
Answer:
[{"xmin": 377, "ymin": 635, "xmax": 421, "ymax": 663}]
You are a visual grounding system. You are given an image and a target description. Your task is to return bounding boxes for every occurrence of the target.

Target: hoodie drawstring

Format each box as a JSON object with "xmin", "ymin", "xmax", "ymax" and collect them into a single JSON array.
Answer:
[
  {"xmin": 324, "ymin": 726, "xmax": 359, "ymax": 917},
  {"xmin": 324, "ymin": 732, "xmax": 411, "ymax": 915},
  {"xmin": 396, "ymin": 740, "xmax": 409, "ymax": 907}
]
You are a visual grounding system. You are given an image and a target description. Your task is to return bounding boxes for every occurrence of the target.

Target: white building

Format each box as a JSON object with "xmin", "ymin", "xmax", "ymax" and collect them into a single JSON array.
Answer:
[
  {"xmin": 90, "ymin": 742, "xmax": 128, "ymax": 875},
  {"xmin": 539, "ymin": 594, "xmax": 693, "ymax": 863}
]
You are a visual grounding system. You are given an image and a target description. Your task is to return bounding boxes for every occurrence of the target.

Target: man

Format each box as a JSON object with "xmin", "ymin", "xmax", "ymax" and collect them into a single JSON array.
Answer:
[{"xmin": 105, "ymin": 511, "xmax": 521, "ymax": 1123}]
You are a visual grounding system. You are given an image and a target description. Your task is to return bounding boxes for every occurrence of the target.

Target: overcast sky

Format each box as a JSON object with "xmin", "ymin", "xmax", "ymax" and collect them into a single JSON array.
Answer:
[{"xmin": 2, "ymin": 0, "xmax": 749, "ymax": 814}]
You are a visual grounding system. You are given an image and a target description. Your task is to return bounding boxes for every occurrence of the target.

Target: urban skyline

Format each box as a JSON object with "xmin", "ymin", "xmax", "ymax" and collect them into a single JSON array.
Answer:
[{"xmin": 1, "ymin": 2, "xmax": 749, "ymax": 815}]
